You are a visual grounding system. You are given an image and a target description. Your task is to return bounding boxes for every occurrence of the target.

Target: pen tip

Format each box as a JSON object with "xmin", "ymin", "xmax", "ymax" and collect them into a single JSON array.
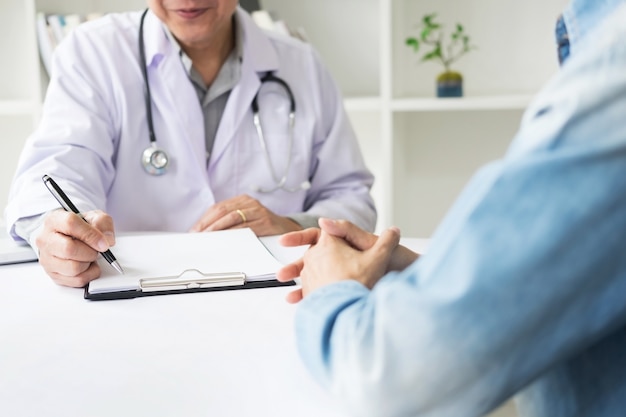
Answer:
[{"xmin": 112, "ymin": 261, "xmax": 125, "ymax": 275}]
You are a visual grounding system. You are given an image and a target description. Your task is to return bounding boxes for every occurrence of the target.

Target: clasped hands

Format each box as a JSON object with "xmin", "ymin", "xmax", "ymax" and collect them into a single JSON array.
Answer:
[{"xmin": 277, "ymin": 218, "xmax": 420, "ymax": 303}]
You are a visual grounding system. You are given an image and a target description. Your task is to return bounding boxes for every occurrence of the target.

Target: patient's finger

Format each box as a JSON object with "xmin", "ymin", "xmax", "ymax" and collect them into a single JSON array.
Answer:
[
  {"xmin": 285, "ymin": 288, "xmax": 303, "ymax": 304},
  {"xmin": 277, "ymin": 261, "xmax": 303, "ymax": 282},
  {"xmin": 319, "ymin": 218, "xmax": 377, "ymax": 251},
  {"xmin": 279, "ymin": 228, "xmax": 320, "ymax": 247}
]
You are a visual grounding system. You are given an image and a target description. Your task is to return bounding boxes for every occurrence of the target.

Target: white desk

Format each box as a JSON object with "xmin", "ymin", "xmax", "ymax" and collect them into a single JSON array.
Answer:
[{"xmin": 0, "ymin": 236, "xmax": 428, "ymax": 417}]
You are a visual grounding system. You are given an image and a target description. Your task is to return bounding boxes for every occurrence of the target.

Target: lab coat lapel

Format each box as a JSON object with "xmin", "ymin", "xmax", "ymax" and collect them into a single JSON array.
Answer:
[
  {"xmin": 144, "ymin": 11, "xmax": 207, "ymax": 174},
  {"xmin": 208, "ymin": 8, "xmax": 279, "ymax": 169}
]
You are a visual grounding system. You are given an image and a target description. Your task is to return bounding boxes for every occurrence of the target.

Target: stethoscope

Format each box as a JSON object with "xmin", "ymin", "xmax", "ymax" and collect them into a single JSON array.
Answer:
[{"xmin": 138, "ymin": 9, "xmax": 310, "ymax": 192}]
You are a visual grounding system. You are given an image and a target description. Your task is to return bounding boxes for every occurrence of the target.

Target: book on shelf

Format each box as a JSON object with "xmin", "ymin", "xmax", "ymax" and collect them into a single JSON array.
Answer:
[
  {"xmin": 35, "ymin": 12, "xmax": 55, "ymax": 75},
  {"xmin": 36, "ymin": 12, "xmax": 104, "ymax": 75}
]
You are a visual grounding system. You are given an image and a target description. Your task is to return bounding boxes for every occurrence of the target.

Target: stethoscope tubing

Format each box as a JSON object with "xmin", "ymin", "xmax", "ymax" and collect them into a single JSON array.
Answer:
[
  {"xmin": 139, "ymin": 8, "xmax": 169, "ymax": 175},
  {"xmin": 139, "ymin": 8, "xmax": 157, "ymax": 146},
  {"xmin": 251, "ymin": 73, "xmax": 306, "ymax": 193}
]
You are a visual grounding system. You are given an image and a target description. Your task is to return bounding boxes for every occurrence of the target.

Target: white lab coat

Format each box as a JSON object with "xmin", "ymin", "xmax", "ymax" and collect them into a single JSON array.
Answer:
[{"xmin": 5, "ymin": 8, "xmax": 376, "ymax": 238}]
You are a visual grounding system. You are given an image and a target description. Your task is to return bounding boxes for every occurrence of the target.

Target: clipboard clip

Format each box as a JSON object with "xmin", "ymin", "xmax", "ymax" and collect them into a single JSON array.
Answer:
[{"xmin": 139, "ymin": 269, "xmax": 246, "ymax": 292}]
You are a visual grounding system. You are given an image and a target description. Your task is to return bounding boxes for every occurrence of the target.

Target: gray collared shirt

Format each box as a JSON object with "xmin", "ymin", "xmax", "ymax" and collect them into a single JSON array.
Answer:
[{"xmin": 163, "ymin": 17, "xmax": 243, "ymax": 162}]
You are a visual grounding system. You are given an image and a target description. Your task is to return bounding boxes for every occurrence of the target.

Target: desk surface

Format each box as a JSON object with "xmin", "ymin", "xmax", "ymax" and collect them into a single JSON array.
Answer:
[{"xmin": 0, "ymin": 236, "xmax": 428, "ymax": 417}]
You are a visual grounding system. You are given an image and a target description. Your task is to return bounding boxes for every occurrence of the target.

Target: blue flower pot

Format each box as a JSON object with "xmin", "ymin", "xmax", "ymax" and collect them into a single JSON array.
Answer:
[{"xmin": 437, "ymin": 71, "xmax": 463, "ymax": 98}]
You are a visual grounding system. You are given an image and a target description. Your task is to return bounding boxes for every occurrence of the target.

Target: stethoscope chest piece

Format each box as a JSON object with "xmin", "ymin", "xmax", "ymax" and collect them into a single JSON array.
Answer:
[{"xmin": 141, "ymin": 143, "xmax": 169, "ymax": 175}]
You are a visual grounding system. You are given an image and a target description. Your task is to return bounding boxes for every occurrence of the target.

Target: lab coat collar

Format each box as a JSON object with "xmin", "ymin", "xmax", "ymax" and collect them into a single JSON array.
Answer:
[
  {"xmin": 207, "ymin": 8, "xmax": 282, "ymax": 169},
  {"xmin": 142, "ymin": 7, "xmax": 279, "ymax": 75},
  {"xmin": 141, "ymin": 9, "xmax": 207, "ymax": 180},
  {"xmin": 236, "ymin": 7, "xmax": 280, "ymax": 74},
  {"xmin": 142, "ymin": 10, "xmax": 171, "ymax": 69}
]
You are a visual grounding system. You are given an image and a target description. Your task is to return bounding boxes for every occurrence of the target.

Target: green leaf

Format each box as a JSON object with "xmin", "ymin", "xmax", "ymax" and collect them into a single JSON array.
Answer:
[
  {"xmin": 423, "ymin": 13, "xmax": 437, "ymax": 26},
  {"xmin": 424, "ymin": 14, "xmax": 442, "ymax": 31},
  {"xmin": 405, "ymin": 12, "xmax": 476, "ymax": 66},
  {"xmin": 422, "ymin": 46, "xmax": 442, "ymax": 62},
  {"xmin": 405, "ymin": 37, "xmax": 420, "ymax": 52}
]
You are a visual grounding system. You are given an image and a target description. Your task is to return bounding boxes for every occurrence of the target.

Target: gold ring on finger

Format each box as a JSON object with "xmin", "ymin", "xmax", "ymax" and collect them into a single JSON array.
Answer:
[{"xmin": 236, "ymin": 209, "xmax": 247, "ymax": 224}]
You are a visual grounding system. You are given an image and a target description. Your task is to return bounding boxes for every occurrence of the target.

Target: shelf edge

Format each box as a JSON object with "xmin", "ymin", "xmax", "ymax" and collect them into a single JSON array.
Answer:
[{"xmin": 391, "ymin": 95, "xmax": 534, "ymax": 112}]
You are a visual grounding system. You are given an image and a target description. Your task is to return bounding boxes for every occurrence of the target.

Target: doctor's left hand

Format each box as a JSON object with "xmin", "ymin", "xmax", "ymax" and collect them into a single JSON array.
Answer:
[
  {"xmin": 189, "ymin": 195, "xmax": 303, "ymax": 236},
  {"xmin": 35, "ymin": 209, "xmax": 116, "ymax": 288}
]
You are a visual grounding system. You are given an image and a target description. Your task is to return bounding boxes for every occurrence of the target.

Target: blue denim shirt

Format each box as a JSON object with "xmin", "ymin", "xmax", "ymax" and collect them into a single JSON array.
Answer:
[{"xmin": 293, "ymin": 2, "xmax": 626, "ymax": 416}]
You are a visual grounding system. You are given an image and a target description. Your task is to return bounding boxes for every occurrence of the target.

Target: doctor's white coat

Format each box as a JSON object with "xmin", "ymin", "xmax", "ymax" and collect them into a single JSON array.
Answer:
[{"xmin": 6, "ymin": 8, "xmax": 376, "ymax": 238}]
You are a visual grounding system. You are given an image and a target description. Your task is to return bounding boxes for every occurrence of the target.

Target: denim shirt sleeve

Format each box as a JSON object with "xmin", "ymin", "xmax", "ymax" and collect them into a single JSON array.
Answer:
[{"xmin": 293, "ymin": 6, "xmax": 626, "ymax": 417}]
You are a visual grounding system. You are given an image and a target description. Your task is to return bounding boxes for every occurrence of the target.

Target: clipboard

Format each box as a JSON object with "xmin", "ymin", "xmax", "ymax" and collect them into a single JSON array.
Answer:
[
  {"xmin": 84, "ymin": 228, "xmax": 294, "ymax": 301},
  {"xmin": 0, "ymin": 237, "xmax": 38, "ymax": 265}
]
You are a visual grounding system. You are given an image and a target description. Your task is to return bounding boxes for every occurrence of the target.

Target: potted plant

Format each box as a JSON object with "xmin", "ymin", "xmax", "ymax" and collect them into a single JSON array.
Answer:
[{"xmin": 405, "ymin": 13, "xmax": 475, "ymax": 98}]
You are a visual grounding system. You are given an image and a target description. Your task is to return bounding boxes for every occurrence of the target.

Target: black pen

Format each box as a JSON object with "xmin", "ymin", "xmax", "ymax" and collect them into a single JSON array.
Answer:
[{"xmin": 42, "ymin": 174, "xmax": 124, "ymax": 275}]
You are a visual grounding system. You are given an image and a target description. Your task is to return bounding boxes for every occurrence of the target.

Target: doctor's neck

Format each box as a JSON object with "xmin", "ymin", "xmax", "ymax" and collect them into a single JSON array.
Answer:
[{"xmin": 176, "ymin": 17, "xmax": 235, "ymax": 87}]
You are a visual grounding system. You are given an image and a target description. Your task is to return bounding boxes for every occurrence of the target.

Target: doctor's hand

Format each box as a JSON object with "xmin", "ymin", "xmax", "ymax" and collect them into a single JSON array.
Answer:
[
  {"xmin": 189, "ymin": 195, "xmax": 303, "ymax": 236},
  {"xmin": 276, "ymin": 220, "xmax": 403, "ymax": 304},
  {"xmin": 35, "ymin": 209, "xmax": 116, "ymax": 288}
]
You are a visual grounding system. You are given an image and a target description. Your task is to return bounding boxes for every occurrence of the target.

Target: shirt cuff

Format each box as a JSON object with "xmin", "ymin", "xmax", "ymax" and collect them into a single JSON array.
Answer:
[
  {"xmin": 13, "ymin": 213, "xmax": 49, "ymax": 257},
  {"xmin": 294, "ymin": 280, "xmax": 370, "ymax": 383}
]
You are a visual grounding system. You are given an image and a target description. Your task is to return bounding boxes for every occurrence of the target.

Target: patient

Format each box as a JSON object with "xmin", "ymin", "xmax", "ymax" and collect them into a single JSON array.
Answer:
[{"xmin": 276, "ymin": 0, "xmax": 626, "ymax": 416}]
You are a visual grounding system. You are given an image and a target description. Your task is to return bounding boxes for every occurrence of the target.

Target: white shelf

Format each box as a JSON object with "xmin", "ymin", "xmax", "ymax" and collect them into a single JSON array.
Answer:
[
  {"xmin": 0, "ymin": 100, "xmax": 36, "ymax": 116},
  {"xmin": 390, "ymin": 95, "xmax": 534, "ymax": 112}
]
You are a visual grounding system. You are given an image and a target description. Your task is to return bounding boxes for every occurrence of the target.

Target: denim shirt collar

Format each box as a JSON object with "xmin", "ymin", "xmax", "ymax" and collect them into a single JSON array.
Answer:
[{"xmin": 562, "ymin": 0, "xmax": 626, "ymax": 56}]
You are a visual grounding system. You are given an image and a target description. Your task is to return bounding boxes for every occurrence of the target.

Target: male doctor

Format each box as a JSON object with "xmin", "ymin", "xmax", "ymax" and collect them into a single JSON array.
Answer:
[{"xmin": 4, "ymin": 0, "xmax": 376, "ymax": 287}]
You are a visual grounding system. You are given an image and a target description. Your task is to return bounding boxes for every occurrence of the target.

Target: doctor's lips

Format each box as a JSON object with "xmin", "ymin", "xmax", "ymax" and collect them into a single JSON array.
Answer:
[{"xmin": 175, "ymin": 8, "xmax": 208, "ymax": 20}]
